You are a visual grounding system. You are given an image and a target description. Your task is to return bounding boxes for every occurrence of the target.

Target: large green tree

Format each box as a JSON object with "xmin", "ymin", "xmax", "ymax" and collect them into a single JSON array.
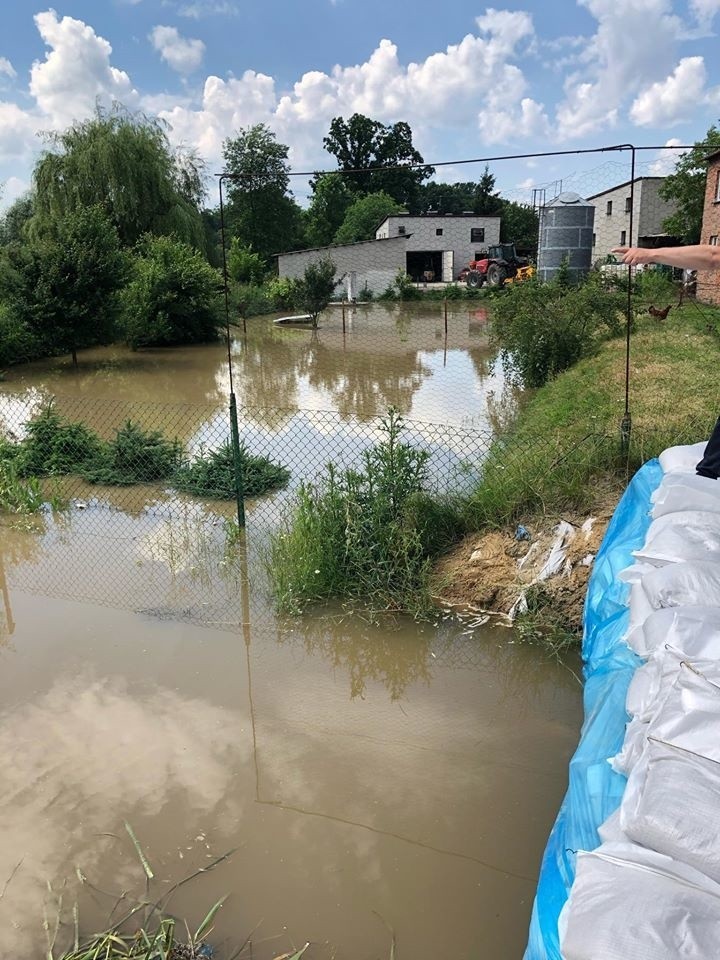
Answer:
[
  {"xmin": 660, "ymin": 124, "xmax": 720, "ymax": 244},
  {"xmin": 305, "ymin": 173, "xmax": 354, "ymax": 247},
  {"xmin": 121, "ymin": 234, "xmax": 223, "ymax": 349},
  {"xmin": 222, "ymin": 124, "xmax": 304, "ymax": 261},
  {"xmin": 2, "ymin": 206, "xmax": 127, "ymax": 365},
  {"xmin": 334, "ymin": 192, "xmax": 405, "ymax": 244},
  {"xmin": 411, "ymin": 167, "xmax": 503, "ymax": 216},
  {"xmin": 499, "ymin": 200, "xmax": 540, "ymax": 252},
  {"xmin": 323, "ymin": 114, "xmax": 433, "ymax": 206},
  {"xmin": 32, "ymin": 107, "xmax": 206, "ymax": 250}
]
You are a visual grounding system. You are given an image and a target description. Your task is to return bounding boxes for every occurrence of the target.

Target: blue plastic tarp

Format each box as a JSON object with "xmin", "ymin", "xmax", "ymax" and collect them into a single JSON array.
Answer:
[{"xmin": 524, "ymin": 458, "xmax": 663, "ymax": 960}]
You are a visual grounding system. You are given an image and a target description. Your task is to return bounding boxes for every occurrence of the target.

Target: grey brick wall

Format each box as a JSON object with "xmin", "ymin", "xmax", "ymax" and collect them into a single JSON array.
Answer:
[
  {"xmin": 277, "ymin": 236, "xmax": 408, "ymax": 299},
  {"xmin": 587, "ymin": 178, "xmax": 677, "ymax": 262},
  {"xmin": 376, "ymin": 215, "xmax": 501, "ymax": 280}
]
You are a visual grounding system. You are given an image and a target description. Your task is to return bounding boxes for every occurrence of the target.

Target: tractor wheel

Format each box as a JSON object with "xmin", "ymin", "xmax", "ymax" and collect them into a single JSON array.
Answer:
[
  {"xmin": 466, "ymin": 270, "xmax": 483, "ymax": 289},
  {"xmin": 486, "ymin": 264, "xmax": 507, "ymax": 287}
]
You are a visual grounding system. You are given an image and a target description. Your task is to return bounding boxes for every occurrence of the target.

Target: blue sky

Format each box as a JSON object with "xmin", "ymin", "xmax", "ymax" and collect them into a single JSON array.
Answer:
[{"xmin": 1, "ymin": 0, "xmax": 719, "ymax": 210}]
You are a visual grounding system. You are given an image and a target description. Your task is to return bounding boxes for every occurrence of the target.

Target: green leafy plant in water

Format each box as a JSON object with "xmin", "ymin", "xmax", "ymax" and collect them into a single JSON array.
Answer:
[
  {"xmin": 0, "ymin": 457, "xmax": 45, "ymax": 513},
  {"xmin": 174, "ymin": 442, "xmax": 290, "ymax": 499},
  {"xmin": 268, "ymin": 408, "xmax": 463, "ymax": 617},
  {"xmin": 83, "ymin": 420, "xmax": 183, "ymax": 485},
  {"xmin": 16, "ymin": 404, "xmax": 103, "ymax": 476}
]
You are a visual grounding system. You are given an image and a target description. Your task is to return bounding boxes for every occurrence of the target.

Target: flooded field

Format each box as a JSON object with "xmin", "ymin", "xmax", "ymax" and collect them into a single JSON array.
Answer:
[{"xmin": 0, "ymin": 303, "xmax": 582, "ymax": 958}]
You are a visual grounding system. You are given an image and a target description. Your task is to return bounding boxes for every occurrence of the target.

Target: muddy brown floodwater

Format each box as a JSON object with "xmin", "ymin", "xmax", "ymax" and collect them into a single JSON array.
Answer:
[{"xmin": 0, "ymin": 303, "xmax": 582, "ymax": 959}]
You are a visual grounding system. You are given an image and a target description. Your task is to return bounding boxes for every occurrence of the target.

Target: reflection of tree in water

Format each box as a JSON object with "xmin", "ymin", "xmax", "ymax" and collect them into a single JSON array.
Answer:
[
  {"xmin": 230, "ymin": 325, "xmax": 308, "ymax": 426},
  {"xmin": 304, "ymin": 340, "xmax": 429, "ymax": 420},
  {"xmin": 277, "ymin": 613, "xmax": 433, "ymax": 701}
]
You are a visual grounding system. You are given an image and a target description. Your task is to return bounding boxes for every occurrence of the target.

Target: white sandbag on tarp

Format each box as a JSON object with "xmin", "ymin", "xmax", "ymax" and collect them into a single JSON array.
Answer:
[
  {"xmin": 627, "ymin": 579, "xmax": 655, "ymax": 633},
  {"xmin": 642, "ymin": 559, "xmax": 720, "ymax": 611},
  {"xmin": 651, "ymin": 473, "xmax": 720, "ymax": 518},
  {"xmin": 633, "ymin": 510, "xmax": 720, "ymax": 566},
  {"xmin": 626, "ymin": 646, "xmax": 720, "ymax": 721},
  {"xmin": 559, "ymin": 842, "xmax": 720, "ymax": 960},
  {"xmin": 620, "ymin": 739, "xmax": 720, "ymax": 884},
  {"xmin": 658, "ymin": 441, "xmax": 708, "ymax": 474},
  {"xmin": 611, "ymin": 663, "xmax": 720, "ymax": 775},
  {"xmin": 624, "ymin": 605, "xmax": 720, "ymax": 658}
]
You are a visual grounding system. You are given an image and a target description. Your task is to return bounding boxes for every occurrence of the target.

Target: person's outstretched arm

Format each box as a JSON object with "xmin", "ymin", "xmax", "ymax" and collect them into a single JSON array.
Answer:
[{"xmin": 612, "ymin": 244, "xmax": 720, "ymax": 271}]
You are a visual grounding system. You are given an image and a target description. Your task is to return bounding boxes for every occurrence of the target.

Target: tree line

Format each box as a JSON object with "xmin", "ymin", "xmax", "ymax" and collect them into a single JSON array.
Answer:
[{"xmin": 0, "ymin": 102, "xmax": 715, "ymax": 370}]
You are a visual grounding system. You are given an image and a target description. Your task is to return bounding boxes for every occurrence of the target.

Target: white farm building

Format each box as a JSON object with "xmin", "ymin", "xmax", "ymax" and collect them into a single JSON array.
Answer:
[{"xmin": 277, "ymin": 213, "xmax": 501, "ymax": 299}]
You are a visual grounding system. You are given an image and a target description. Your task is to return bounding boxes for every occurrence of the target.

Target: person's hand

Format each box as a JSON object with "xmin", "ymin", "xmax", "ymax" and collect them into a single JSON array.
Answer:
[{"xmin": 611, "ymin": 246, "xmax": 654, "ymax": 266}]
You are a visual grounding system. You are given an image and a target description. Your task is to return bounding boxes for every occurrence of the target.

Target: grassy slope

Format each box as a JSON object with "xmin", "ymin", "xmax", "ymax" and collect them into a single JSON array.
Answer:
[{"xmin": 463, "ymin": 300, "xmax": 720, "ymax": 529}]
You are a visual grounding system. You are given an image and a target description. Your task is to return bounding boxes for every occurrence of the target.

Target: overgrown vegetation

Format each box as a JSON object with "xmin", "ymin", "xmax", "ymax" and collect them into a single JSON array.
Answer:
[
  {"xmin": 268, "ymin": 409, "xmax": 463, "ymax": 617},
  {"xmin": 0, "ymin": 404, "xmax": 289, "ymax": 500},
  {"xmin": 490, "ymin": 274, "xmax": 625, "ymax": 388},
  {"xmin": 175, "ymin": 442, "xmax": 290, "ymax": 499}
]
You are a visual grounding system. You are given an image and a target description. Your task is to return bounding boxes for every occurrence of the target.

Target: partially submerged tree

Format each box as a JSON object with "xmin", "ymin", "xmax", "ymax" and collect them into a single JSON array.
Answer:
[
  {"xmin": 660, "ymin": 124, "xmax": 720, "ymax": 244},
  {"xmin": 122, "ymin": 235, "xmax": 223, "ymax": 348},
  {"xmin": 32, "ymin": 106, "xmax": 206, "ymax": 249},
  {"xmin": 294, "ymin": 257, "xmax": 337, "ymax": 328},
  {"xmin": 2, "ymin": 205, "xmax": 126, "ymax": 366}
]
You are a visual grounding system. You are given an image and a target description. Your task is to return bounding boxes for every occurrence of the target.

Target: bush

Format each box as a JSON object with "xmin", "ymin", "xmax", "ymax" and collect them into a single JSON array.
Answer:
[
  {"xmin": 491, "ymin": 275, "xmax": 624, "ymax": 388},
  {"xmin": 268, "ymin": 409, "xmax": 461, "ymax": 617},
  {"xmin": 266, "ymin": 276, "xmax": 300, "ymax": 311},
  {"xmin": 122, "ymin": 235, "xmax": 223, "ymax": 348},
  {"xmin": 0, "ymin": 306, "xmax": 41, "ymax": 367},
  {"xmin": 16, "ymin": 405, "xmax": 103, "ymax": 476},
  {"xmin": 232, "ymin": 282, "xmax": 273, "ymax": 319},
  {"xmin": 174, "ymin": 442, "xmax": 290, "ymax": 499},
  {"xmin": 227, "ymin": 238, "xmax": 265, "ymax": 284},
  {"xmin": 83, "ymin": 421, "xmax": 182, "ymax": 485}
]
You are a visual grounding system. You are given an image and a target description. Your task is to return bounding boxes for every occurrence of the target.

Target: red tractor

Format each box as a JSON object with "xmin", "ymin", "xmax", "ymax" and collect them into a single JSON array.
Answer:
[{"xmin": 464, "ymin": 243, "xmax": 535, "ymax": 288}]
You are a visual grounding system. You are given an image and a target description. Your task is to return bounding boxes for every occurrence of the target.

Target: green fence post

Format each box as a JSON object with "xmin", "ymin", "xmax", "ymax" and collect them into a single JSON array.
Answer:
[{"xmin": 229, "ymin": 393, "xmax": 246, "ymax": 529}]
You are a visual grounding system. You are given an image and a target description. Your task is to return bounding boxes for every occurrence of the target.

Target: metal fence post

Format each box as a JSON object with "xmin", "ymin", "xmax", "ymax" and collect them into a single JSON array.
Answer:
[{"xmin": 229, "ymin": 392, "xmax": 246, "ymax": 529}]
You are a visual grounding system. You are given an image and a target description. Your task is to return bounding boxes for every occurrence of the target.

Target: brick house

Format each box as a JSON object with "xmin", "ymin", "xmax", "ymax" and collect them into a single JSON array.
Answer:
[{"xmin": 698, "ymin": 150, "xmax": 720, "ymax": 306}]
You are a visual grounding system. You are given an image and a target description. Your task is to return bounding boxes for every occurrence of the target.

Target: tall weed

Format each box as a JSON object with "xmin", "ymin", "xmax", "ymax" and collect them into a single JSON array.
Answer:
[{"xmin": 268, "ymin": 409, "xmax": 462, "ymax": 617}]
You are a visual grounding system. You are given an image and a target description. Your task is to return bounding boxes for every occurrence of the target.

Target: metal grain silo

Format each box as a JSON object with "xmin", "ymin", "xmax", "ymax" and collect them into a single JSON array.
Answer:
[{"xmin": 537, "ymin": 192, "xmax": 595, "ymax": 283}]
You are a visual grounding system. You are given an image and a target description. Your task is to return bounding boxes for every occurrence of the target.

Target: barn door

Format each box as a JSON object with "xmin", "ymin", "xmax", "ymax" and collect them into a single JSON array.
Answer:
[{"xmin": 442, "ymin": 250, "xmax": 454, "ymax": 282}]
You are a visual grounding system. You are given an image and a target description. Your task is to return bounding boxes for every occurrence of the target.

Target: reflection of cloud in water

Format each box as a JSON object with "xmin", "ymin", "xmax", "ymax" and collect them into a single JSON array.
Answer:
[{"xmin": 0, "ymin": 674, "xmax": 244, "ymax": 957}]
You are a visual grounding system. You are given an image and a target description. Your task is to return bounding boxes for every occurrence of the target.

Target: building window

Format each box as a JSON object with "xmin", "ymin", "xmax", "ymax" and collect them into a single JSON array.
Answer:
[
  {"xmin": 625, "ymin": 197, "xmax": 632, "ymax": 213},
  {"xmin": 436, "ymin": 228, "xmax": 443, "ymax": 236},
  {"xmin": 470, "ymin": 227, "xmax": 485, "ymax": 242},
  {"xmin": 592, "ymin": 233, "xmax": 596, "ymax": 247},
  {"xmin": 606, "ymin": 201, "xmax": 613, "ymax": 216},
  {"xmin": 715, "ymin": 171, "xmax": 720, "ymax": 202},
  {"xmin": 620, "ymin": 230, "xmax": 627, "ymax": 246},
  {"xmin": 711, "ymin": 235, "xmax": 719, "ymax": 246},
  {"xmin": 398, "ymin": 225, "xmax": 406, "ymax": 235}
]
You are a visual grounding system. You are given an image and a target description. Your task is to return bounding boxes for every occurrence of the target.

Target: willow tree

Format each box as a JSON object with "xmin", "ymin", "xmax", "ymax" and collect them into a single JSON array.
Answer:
[{"xmin": 32, "ymin": 106, "xmax": 206, "ymax": 249}]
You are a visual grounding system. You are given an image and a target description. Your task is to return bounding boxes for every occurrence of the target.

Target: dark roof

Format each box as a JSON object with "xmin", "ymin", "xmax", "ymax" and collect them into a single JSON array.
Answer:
[
  {"xmin": 704, "ymin": 149, "xmax": 720, "ymax": 164},
  {"xmin": 275, "ymin": 233, "xmax": 410, "ymax": 259},
  {"xmin": 586, "ymin": 176, "xmax": 665, "ymax": 200}
]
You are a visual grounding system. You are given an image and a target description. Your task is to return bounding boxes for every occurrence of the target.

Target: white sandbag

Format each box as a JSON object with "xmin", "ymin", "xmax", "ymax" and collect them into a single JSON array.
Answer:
[
  {"xmin": 596, "ymin": 808, "xmax": 627, "ymax": 844},
  {"xmin": 651, "ymin": 473, "xmax": 720, "ymax": 518},
  {"xmin": 643, "ymin": 665, "xmax": 720, "ymax": 763},
  {"xmin": 626, "ymin": 646, "xmax": 720, "ymax": 721},
  {"xmin": 624, "ymin": 605, "xmax": 720, "ymax": 658},
  {"xmin": 610, "ymin": 715, "xmax": 647, "ymax": 775},
  {"xmin": 618, "ymin": 561, "xmax": 656, "ymax": 583},
  {"xmin": 642, "ymin": 560, "xmax": 720, "ymax": 611},
  {"xmin": 633, "ymin": 510, "xmax": 720, "ymax": 566},
  {"xmin": 613, "ymin": 664, "xmax": 720, "ymax": 775},
  {"xmin": 621, "ymin": 739, "xmax": 720, "ymax": 884},
  {"xmin": 658, "ymin": 441, "xmax": 708, "ymax": 474},
  {"xmin": 559, "ymin": 842, "xmax": 720, "ymax": 960},
  {"xmin": 627, "ymin": 579, "xmax": 654, "ymax": 633}
]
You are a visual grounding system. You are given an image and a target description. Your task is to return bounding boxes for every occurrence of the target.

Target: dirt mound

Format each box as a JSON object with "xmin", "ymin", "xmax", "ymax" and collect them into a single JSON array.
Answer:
[{"xmin": 433, "ymin": 508, "xmax": 614, "ymax": 634}]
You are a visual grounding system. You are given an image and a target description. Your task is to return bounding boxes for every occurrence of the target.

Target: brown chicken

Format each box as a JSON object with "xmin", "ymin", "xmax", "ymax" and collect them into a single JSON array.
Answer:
[{"xmin": 648, "ymin": 304, "xmax": 672, "ymax": 320}]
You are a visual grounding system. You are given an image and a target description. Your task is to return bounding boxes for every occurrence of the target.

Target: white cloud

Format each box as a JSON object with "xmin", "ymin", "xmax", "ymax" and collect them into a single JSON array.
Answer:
[
  {"xmin": 555, "ymin": 0, "xmax": 684, "ymax": 139},
  {"xmin": 150, "ymin": 25, "xmax": 206, "ymax": 74},
  {"xmin": 30, "ymin": 10, "xmax": 138, "ymax": 129},
  {"xmin": 0, "ymin": 58, "xmax": 16, "ymax": 80},
  {"xmin": 163, "ymin": 0, "xmax": 238, "ymax": 16},
  {"xmin": 689, "ymin": 0, "xmax": 720, "ymax": 31},
  {"xmin": 630, "ymin": 57, "xmax": 706, "ymax": 125},
  {"xmin": 648, "ymin": 138, "xmax": 685, "ymax": 175}
]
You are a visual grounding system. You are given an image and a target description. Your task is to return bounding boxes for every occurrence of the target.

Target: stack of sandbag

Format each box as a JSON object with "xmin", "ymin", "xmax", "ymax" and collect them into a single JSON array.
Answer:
[{"xmin": 560, "ymin": 441, "xmax": 720, "ymax": 959}]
